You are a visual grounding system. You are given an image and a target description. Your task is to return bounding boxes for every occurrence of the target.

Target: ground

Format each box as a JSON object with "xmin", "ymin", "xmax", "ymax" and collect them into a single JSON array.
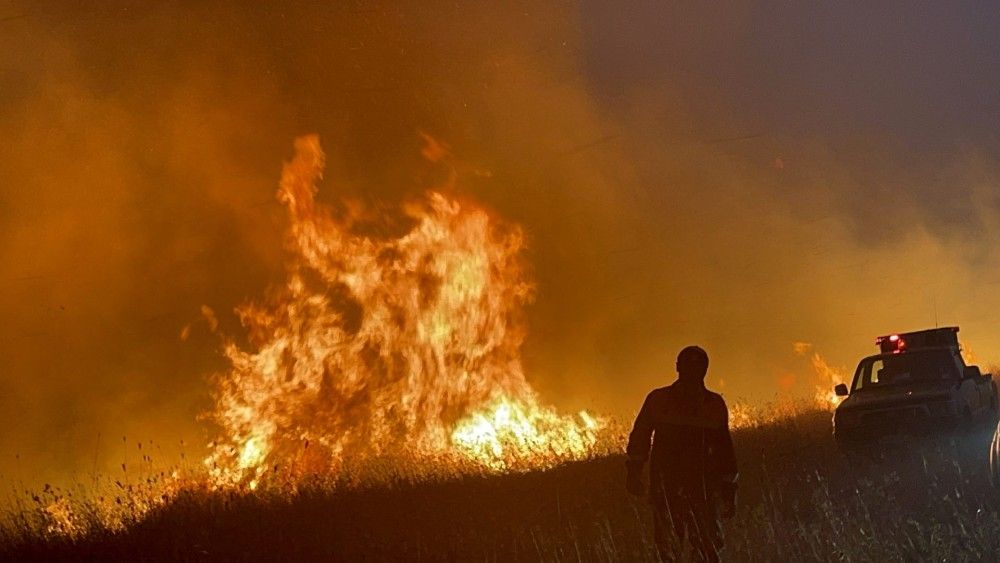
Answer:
[{"xmin": 4, "ymin": 408, "xmax": 1000, "ymax": 561}]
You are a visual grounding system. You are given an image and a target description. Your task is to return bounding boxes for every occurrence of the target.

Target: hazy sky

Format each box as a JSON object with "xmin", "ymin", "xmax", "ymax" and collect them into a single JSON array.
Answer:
[{"xmin": 2, "ymin": 1, "xmax": 1000, "ymax": 487}]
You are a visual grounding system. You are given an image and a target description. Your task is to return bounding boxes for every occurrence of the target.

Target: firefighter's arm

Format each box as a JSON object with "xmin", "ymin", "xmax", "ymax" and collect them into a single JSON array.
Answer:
[
  {"xmin": 625, "ymin": 392, "xmax": 656, "ymax": 496},
  {"xmin": 714, "ymin": 402, "xmax": 739, "ymax": 517}
]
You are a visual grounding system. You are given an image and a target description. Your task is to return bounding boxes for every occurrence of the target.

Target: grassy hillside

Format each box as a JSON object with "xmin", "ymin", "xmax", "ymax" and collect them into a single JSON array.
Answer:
[{"xmin": 4, "ymin": 408, "xmax": 1000, "ymax": 561}]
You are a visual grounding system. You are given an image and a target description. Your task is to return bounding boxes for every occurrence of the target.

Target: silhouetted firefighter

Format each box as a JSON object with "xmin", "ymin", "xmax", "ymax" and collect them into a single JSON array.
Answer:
[{"xmin": 626, "ymin": 346, "xmax": 738, "ymax": 562}]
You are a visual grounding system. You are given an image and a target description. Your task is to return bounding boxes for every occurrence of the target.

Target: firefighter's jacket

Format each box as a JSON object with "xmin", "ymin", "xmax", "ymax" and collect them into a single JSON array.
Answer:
[{"xmin": 626, "ymin": 380, "xmax": 738, "ymax": 502}]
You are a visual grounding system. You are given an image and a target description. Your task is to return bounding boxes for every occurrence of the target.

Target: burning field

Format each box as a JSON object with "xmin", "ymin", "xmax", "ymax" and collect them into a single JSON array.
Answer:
[
  {"xmin": 1, "ymin": 134, "xmax": 620, "ymax": 536},
  {"xmin": 4, "ymin": 136, "xmax": 999, "ymax": 562},
  {"xmin": 0, "ymin": 135, "xmax": 878, "ymax": 560},
  {"xmin": 6, "ymin": 2, "xmax": 1000, "ymax": 561},
  {"xmin": 7, "ymin": 405, "xmax": 1000, "ymax": 561}
]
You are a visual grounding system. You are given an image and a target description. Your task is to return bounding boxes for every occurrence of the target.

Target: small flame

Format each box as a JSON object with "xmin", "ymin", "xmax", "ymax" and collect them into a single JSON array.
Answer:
[
  {"xmin": 961, "ymin": 340, "xmax": 977, "ymax": 365},
  {"xmin": 811, "ymin": 352, "xmax": 846, "ymax": 407},
  {"xmin": 43, "ymin": 499, "xmax": 79, "ymax": 537},
  {"xmin": 794, "ymin": 342, "xmax": 846, "ymax": 408}
]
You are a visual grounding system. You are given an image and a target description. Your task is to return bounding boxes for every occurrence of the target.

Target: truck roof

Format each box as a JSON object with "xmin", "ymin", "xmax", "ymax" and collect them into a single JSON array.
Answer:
[{"xmin": 876, "ymin": 327, "xmax": 959, "ymax": 354}]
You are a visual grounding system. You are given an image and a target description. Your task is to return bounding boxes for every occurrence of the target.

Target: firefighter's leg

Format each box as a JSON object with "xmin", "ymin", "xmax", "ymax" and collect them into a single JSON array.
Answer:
[
  {"xmin": 651, "ymin": 501, "xmax": 675, "ymax": 562},
  {"xmin": 651, "ymin": 492, "xmax": 686, "ymax": 562},
  {"xmin": 687, "ymin": 501, "xmax": 723, "ymax": 563}
]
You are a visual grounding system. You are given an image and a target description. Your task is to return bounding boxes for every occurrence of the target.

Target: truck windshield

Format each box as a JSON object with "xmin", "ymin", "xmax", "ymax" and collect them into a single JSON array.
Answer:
[{"xmin": 852, "ymin": 350, "xmax": 960, "ymax": 392}]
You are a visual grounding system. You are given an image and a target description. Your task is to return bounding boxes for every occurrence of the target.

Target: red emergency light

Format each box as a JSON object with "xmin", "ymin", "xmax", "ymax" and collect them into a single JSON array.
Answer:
[
  {"xmin": 876, "ymin": 334, "xmax": 907, "ymax": 354},
  {"xmin": 875, "ymin": 327, "xmax": 958, "ymax": 354}
]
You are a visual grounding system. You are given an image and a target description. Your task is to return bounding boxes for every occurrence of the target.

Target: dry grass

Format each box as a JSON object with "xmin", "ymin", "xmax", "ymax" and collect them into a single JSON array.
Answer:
[{"xmin": 3, "ymin": 405, "xmax": 999, "ymax": 561}]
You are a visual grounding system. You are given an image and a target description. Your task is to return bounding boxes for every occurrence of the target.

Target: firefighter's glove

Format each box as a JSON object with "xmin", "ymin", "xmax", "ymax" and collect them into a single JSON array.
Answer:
[{"xmin": 625, "ymin": 464, "xmax": 646, "ymax": 497}]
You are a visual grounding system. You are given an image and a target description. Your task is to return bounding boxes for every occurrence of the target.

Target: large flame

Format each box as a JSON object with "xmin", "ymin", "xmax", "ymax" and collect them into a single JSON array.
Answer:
[{"xmin": 204, "ymin": 136, "xmax": 601, "ymax": 488}]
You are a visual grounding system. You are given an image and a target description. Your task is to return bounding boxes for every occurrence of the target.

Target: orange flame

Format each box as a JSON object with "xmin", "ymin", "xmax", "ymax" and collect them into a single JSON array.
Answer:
[
  {"xmin": 794, "ymin": 342, "xmax": 846, "ymax": 408},
  {"xmin": 960, "ymin": 339, "xmax": 976, "ymax": 365},
  {"xmin": 204, "ymin": 136, "xmax": 602, "ymax": 488},
  {"xmin": 812, "ymin": 352, "xmax": 846, "ymax": 408}
]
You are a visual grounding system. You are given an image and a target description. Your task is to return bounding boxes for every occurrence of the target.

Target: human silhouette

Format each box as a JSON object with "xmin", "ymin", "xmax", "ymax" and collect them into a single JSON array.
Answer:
[{"xmin": 626, "ymin": 346, "xmax": 738, "ymax": 562}]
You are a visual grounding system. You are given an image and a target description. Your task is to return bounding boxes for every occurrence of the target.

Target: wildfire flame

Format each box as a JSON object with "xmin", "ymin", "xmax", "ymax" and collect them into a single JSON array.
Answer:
[
  {"xmin": 792, "ymin": 342, "xmax": 846, "ymax": 408},
  {"xmin": 204, "ymin": 135, "xmax": 602, "ymax": 488},
  {"xmin": 812, "ymin": 353, "xmax": 846, "ymax": 407}
]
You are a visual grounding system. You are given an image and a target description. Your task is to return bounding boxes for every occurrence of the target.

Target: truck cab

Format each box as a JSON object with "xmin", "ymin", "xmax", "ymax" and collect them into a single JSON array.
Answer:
[{"xmin": 833, "ymin": 327, "xmax": 997, "ymax": 446}]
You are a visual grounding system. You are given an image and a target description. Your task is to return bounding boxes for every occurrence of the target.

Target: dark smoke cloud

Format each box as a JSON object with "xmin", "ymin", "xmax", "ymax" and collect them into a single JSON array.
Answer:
[{"xmin": 2, "ymin": 1, "xmax": 1000, "ymax": 488}]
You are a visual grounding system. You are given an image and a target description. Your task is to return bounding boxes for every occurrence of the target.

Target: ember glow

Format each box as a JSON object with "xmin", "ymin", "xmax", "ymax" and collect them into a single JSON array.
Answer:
[{"xmin": 204, "ymin": 136, "xmax": 602, "ymax": 488}]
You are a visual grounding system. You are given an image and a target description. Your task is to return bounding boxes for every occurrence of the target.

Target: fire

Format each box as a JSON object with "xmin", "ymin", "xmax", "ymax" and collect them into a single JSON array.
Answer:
[
  {"xmin": 961, "ymin": 340, "xmax": 976, "ymax": 365},
  {"xmin": 43, "ymin": 499, "xmax": 79, "ymax": 537},
  {"xmin": 794, "ymin": 342, "xmax": 846, "ymax": 408},
  {"xmin": 811, "ymin": 353, "xmax": 846, "ymax": 407},
  {"xmin": 451, "ymin": 396, "xmax": 601, "ymax": 471},
  {"xmin": 204, "ymin": 135, "xmax": 602, "ymax": 488}
]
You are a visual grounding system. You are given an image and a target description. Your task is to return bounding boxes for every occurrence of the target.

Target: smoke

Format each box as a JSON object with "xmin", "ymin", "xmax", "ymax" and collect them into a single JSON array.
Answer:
[{"xmin": 2, "ymin": 1, "xmax": 1000, "ymax": 488}]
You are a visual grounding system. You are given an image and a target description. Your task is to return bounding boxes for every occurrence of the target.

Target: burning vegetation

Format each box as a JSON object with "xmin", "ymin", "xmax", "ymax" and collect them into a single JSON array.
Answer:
[
  {"xmin": 1, "ymin": 136, "xmax": 967, "ymax": 554},
  {"xmin": 0, "ymin": 137, "xmax": 865, "ymax": 544},
  {"xmin": 204, "ymin": 135, "xmax": 604, "ymax": 489}
]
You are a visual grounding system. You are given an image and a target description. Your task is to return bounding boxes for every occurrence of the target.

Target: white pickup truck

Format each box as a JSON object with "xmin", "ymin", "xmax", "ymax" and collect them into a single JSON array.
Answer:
[{"xmin": 832, "ymin": 327, "xmax": 997, "ymax": 447}]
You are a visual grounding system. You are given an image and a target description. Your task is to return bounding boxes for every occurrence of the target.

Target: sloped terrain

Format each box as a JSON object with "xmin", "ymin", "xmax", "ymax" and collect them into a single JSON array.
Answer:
[{"xmin": 4, "ymin": 409, "xmax": 1000, "ymax": 562}]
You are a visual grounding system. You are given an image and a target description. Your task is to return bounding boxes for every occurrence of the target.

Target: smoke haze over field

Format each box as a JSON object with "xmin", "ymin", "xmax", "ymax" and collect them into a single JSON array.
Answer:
[{"xmin": 2, "ymin": 1, "xmax": 1000, "ymax": 487}]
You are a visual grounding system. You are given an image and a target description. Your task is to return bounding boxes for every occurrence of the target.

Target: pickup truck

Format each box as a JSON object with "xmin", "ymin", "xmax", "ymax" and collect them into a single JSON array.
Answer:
[{"xmin": 832, "ymin": 327, "xmax": 997, "ymax": 447}]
